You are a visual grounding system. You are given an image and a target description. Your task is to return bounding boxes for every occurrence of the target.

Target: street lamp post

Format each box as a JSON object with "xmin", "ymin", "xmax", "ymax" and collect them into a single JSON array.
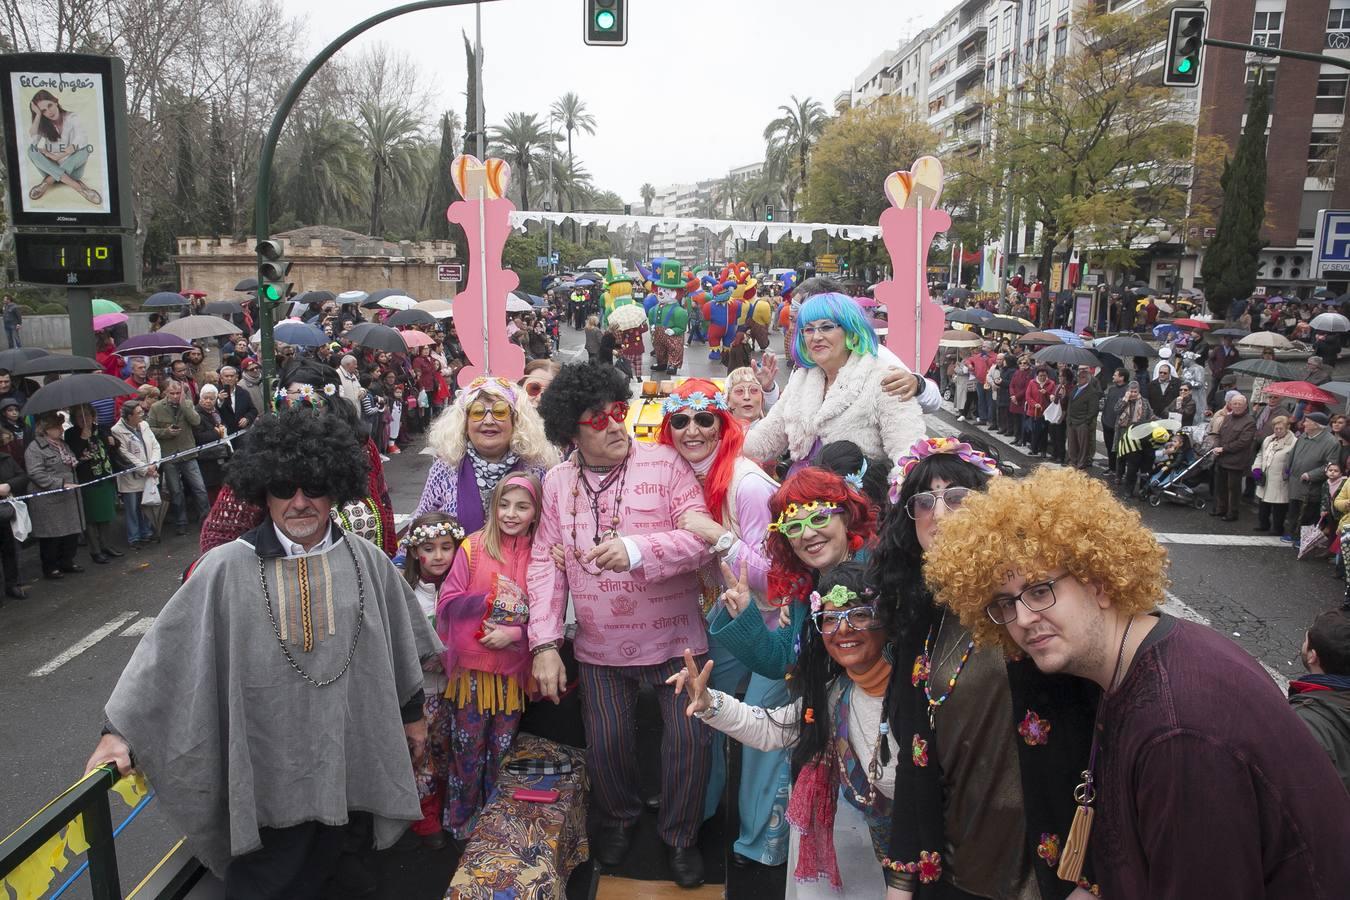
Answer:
[
  {"xmin": 547, "ymin": 112, "xmax": 556, "ymax": 271},
  {"xmin": 997, "ymin": 0, "xmax": 1024, "ymax": 315}
]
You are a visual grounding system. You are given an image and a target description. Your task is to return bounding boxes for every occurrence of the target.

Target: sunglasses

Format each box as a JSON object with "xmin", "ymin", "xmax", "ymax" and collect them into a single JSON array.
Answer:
[
  {"xmin": 267, "ymin": 482, "xmax": 327, "ymax": 500},
  {"xmin": 669, "ymin": 411, "xmax": 717, "ymax": 430},
  {"xmin": 524, "ymin": 381, "xmax": 545, "ymax": 397},
  {"xmin": 905, "ymin": 486, "xmax": 972, "ymax": 519},
  {"xmin": 812, "ymin": 604, "xmax": 884, "ymax": 635},
  {"xmin": 468, "ymin": 400, "xmax": 512, "ymax": 423},
  {"xmin": 770, "ymin": 507, "xmax": 842, "ymax": 539},
  {"xmin": 578, "ymin": 401, "xmax": 628, "ymax": 430}
]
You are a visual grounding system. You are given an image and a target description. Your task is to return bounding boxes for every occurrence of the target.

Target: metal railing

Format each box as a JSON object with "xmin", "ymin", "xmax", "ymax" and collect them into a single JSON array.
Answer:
[{"xmin": 0, "ymin": 765, "xmax": 121, "ymax": 899}]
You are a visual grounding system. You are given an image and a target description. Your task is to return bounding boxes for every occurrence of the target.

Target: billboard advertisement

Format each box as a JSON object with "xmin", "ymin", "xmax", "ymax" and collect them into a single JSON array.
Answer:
[{"xmin": 0, "ymin": 53, "xmax": 131, "ymax": 228}]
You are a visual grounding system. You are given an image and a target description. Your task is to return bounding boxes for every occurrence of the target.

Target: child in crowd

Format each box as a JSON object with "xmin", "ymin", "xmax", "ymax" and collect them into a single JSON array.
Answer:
[
  {"xmin": 1148, "ymin": 431, "xmax": 1195, "ymax": 491},
  {"xmin": 436, "ymin": 472, "xmax": 541, "ymax": 840},
  {"xmin": 401, "ymin": 512, "xmax": 467, "ymax": 848}
]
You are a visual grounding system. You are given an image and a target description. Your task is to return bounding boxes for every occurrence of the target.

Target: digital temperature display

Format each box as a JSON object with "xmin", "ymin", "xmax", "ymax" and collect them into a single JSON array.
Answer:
[{"xmin": 13, "ymin": 232, "xmax": 132, "ymax": 286}]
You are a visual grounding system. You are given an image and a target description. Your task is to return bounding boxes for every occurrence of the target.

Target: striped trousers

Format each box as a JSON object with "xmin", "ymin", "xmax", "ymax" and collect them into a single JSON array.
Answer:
[{"xmin": 579, "ymin": 657, "xmax": 712, "ymax": 848}]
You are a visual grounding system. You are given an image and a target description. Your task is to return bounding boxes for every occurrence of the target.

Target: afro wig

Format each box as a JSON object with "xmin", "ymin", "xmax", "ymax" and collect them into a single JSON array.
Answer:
[
  {"xmin": 225, "ymin": 407, "xmax": 371, "ymax": 508},
  {"xmin": 537, "ymin": 362, "xmax": 631, "ymax": 446}
]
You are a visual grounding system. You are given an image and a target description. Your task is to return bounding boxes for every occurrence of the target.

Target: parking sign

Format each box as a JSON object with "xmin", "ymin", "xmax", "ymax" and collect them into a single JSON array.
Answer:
[{"xmin": 1313, "ymin": 209, "xmax": 1350, "ymax": 276}]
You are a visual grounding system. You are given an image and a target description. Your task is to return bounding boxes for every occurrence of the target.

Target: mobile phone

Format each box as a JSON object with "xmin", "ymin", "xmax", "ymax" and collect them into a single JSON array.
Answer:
[{"xmin": 512, "ymin": 788, "xmax": 559, "ymax": 803}]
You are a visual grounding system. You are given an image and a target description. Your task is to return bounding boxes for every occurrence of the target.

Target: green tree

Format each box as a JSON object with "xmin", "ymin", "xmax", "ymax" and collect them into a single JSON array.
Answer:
[
  {"xmin": 278, "ymin": 109, "xmax": 368, "ymax": 229},
  {"xmin": 1200, "ymin": 79, "xmax": 1269, "ymax": 321},
  {"xmin": 206, "ymin": 103, "xmax": 234, "ymax": 236},
  {"xmin": 172, "ymin": 103, "xmax": 199, "ymax": 236},
  {"xmin": 425, "ymin": 110, "xmax": 462, "ymax": 237},
  {"xmin": 640, "ymin": 182, "xmax": 656, "ymax": 215},
  {"xmin": 550, "ymin": 92, "xmax": 596, "ymax": 168},
  {"xmin": 801, "ymin": 98, "xmax": 939, "ymax": 226},
  {"xmin": 489, "ymin": 112, "xmax": 555, "ymax": 212},
  {"xmin": 763, "ymin": 95, "xmax": 828, "ymax": 222},
  {"xmin": 356, "ymin": 101, "xmax": 424, "ymax": 236}
]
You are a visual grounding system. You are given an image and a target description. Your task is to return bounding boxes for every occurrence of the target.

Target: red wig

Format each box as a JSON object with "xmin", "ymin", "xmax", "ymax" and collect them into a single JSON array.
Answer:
[
  {"xmin": 765, "ymin": 467, "xmax": 876, "ymax": 606},
  {"xmin": 657, "ymin": 378, "xmax": 744, "ymax": 525}
]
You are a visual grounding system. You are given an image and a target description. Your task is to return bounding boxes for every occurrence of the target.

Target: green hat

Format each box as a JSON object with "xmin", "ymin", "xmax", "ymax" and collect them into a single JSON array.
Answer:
[
  {"xmin": 605, "ymin": 259, "xmax": 633, "ymax": 286},
  {"xmin": 654, "ymin": 259, "xmax": 686, "ymax": 290}
]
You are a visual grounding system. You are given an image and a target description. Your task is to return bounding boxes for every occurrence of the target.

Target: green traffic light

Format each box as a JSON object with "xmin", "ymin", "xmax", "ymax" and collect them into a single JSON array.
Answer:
[
  {"xmin": 1175, "ymin": 58, "xmax": 1193, "ymax": 75},
  {"xmin": 595, "ymin": 9, "xmax": 615, "ymax": 29},
  {"xmin": 262, "ymin": 283, "xmax": 282, "ymax": 301}
]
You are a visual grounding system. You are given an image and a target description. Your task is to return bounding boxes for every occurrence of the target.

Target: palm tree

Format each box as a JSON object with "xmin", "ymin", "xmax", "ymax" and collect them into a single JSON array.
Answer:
[
  {"xmin": 551, "ymin": 152, "xmax": 594, "ymax": 242},
  {"xmin": 489, "ymin": 111, "xmax": 555, "ymax": 211},
  {"xmin": 550, "ymin": 92, "xmax": 597, "ymax": 168},
  {"xmin": 277, "ymin": 110, "xmax": 369, "ymax": 227},
  {"xmin": 640, "ymin": 182, "xmax": 656, "ymax": 215},
  {"xmin": 713, "ymin": 174, "xmax": 739, "ymax": 218},
  {"xmin": 763, "ymin": 95, "xmax": 828, "ymax": 222},
  {"xmin": 355, "ymin": 100, "xmax": 425, "ymax": 236}
]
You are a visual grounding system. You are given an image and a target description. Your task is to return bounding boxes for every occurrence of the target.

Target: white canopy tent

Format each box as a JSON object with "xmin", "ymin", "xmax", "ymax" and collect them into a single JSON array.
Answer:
[{"xmin": 508, "ymin": 211, "xmax": 881, "ymax": 245}]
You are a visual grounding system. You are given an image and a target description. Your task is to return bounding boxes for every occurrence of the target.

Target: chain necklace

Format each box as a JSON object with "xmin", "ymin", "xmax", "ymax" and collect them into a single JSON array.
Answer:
[
  {"xmin": 258, "ymin": 539, "xmax": 366, "ymax": 687},
  {"xmin": 568, "ymin": 448, "xmax": 631, "ymax": 575},
  {"xmin": 920, "ymin": 611, "xmax": 977, "ymax": 729}
]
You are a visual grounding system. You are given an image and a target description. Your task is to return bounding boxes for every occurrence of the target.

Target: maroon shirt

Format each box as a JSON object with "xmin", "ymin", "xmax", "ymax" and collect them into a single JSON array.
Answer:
[{"xmin": 1091, "ymin": 615, "xmax": 1350, "ymax": 898}]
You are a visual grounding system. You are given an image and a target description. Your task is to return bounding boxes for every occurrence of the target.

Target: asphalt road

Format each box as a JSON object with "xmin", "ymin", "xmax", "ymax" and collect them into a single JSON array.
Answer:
[{"xmin": 1, "ymin": 320, "xmax": 1339, "ymax": 896}]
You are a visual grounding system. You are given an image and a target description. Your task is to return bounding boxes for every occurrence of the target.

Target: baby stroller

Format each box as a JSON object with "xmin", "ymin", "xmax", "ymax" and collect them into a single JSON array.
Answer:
[{"xmin": 1144, "ymin": 445, "xmax": 1218, "ymax": 509}]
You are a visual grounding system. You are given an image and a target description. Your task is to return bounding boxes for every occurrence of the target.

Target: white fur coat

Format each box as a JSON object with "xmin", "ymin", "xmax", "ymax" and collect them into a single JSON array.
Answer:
[{"xmin": 743, "ymin": 351, "xmax": 927, "ymax": 464}]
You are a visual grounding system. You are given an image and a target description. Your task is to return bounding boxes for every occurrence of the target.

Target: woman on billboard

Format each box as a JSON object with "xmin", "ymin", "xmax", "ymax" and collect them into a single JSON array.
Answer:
[{"xmin": 25, "ymin": 88, "xmax": 101, "ymax": 205}]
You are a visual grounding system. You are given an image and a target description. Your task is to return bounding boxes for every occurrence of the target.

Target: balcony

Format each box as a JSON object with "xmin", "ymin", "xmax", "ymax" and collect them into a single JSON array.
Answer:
[{"xmin": 930, "ymin": 51, "xmax": 987, "ymax": 96}]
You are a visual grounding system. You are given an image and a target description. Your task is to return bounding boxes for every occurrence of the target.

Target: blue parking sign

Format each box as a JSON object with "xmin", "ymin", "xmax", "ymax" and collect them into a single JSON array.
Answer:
[{"xmin": 1314, "ymin": 209, "xmax": 1350, "ymax": 276}]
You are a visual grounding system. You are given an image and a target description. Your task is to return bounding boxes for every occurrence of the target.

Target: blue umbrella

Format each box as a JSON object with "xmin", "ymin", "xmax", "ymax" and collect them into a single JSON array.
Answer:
[
  {"xmin": 270, "ymin": 321, "xmax": 328, "ymax": 347},
  {"xmin": 574, "ymin": 277, "xmax": 596, "ymax": 286},
  {"xmin": 1152, "ymin": 324, "xmax": 1183, "ymax": 340},
  {"xmin": 1046, "ymin": 328, "xmax": 1086, "ymax": 347},
  {"xmin": 143, "ymin": 291, "xmax": 188, "ymax": 308}
]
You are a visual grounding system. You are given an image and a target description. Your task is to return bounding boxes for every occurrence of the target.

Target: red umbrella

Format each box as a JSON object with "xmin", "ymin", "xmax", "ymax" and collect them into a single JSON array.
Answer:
[
  {"xmin": 182, "ymin": 289, "xmax": 208, "ymax": 298},
  {"xmin": 1173, "ymin": 318, "xmax": 1210, "ymax": 330},
  {"xmin": 1263, "ymin": 381, "xmax": 1338, "ymax": 404}
]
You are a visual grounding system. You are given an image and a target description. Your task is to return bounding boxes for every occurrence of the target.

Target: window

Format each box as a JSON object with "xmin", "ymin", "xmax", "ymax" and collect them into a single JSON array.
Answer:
[
  {"xmin": 1003, "ymin": 10, "xmax": 1012, "ymax": 44},
  {"xmin": 1329, "ymin": 7, "xmax": 1350, "ymax": 49},
  {"xmin": 1253, "ymin": 11, "xmax": 1282, "ymax": 49},
  {"xmin": 987, "ymin": 64, "xmax": 996, "ymax": 90},
  {"xmin": 1054, "ymin": 24, "xmax": 1068, "ymax": 62},
  {"xmin": 1309, "ymin": 132, "xmax": 1339, "ymax": 180},
  {"xmin": 1246, "ymin": 67, "xmax": 1277, "ymax": 114},
  {"xmin": 1038, "ymin": 34, "xmax": 1049, "ymax": 67},
  {"xmin": 1316, "ymin": 75, "xmax": 1348, "ymax": 114},
  {"xmin": 1301, "ymin": 191, "xmax": 1332, "ymax": 240}
]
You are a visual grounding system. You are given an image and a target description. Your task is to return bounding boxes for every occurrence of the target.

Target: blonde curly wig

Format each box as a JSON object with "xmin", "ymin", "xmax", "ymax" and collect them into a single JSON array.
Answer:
[
  {"xmin": 922, "ymin": 466, "xmax": 1169, "ymax": 654},
  {"xmin": 426, "ymin": 385, "xmax": 560, "ymax": 470}
]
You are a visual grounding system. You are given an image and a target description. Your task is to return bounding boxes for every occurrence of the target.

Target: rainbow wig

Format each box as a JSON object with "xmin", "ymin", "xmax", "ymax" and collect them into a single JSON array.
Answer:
[{"xmin": 791, "ymin": 292, "xmax": 878, "ymax": 369}]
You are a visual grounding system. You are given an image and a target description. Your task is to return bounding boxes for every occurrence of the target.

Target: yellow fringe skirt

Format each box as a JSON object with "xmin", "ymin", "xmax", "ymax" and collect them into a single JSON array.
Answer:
[{"xmin": 445, "ymin": 668, "xmax": 525, "ymax": 715}]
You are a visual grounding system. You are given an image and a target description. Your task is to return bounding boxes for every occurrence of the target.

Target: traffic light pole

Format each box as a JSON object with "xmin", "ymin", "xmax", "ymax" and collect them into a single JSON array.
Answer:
[
  {"xmin": 1202, "ymin": 36, "xmax": 1350, "ymax": 72},
  {"xmin": 253, "ymin": 0, "xmax": 504, "ymax": 402}
]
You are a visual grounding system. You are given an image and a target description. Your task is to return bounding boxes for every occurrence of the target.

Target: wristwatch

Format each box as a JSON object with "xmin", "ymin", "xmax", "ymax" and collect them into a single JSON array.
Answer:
[{"xmin": 712, "ymin": 531, "xmax": 735, "ymax": 555}]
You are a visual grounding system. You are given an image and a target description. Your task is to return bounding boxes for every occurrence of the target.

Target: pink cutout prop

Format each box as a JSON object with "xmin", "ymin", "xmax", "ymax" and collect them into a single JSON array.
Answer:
[
  {"xmin": 874, "ymin": 156, "xmax": 952, "ymax": 376},
  {"xmin": 447, "ymin": 155, "xmax": 525, "ymax": 387}
]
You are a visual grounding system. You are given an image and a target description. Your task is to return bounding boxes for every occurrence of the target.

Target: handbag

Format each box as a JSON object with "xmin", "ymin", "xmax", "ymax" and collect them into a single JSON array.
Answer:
[
  {"xmin": 1043, "ymin": 400, "xmax": 1064, "ymax": 424},
  {"xmin": 141, "ymin": 479, "xmax": 162, "ymax": 507}
]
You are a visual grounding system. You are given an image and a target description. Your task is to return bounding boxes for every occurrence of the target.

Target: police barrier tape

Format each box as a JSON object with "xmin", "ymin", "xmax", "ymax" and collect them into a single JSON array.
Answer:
[{"xmin": 3, "ymin": 434, "xmax": 236, "ymax": 504}]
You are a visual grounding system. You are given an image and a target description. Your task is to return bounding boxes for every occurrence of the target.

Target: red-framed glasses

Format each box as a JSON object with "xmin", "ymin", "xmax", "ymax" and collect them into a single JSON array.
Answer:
[{"xmin": 578, "ymin": 401, "xmax": 629, "ymax": 430}]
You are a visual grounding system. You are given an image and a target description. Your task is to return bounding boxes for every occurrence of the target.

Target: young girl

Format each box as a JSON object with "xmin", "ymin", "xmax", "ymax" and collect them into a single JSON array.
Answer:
[
  {"xmin": 402, "ymin": 512, "xmax": 467, "ymax": 848},
  {"xmin": 436, "ymin": 472, "xmax": 542, "ymax": 839}
]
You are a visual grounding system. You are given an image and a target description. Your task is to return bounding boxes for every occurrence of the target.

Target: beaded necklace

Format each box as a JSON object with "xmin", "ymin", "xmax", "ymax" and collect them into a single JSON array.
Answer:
[
  {"xmin": 567, "ymin": 448, "xmax": 631, "ymax": 575},
  {"xmin": 917, "ymin": 611, "xmax": 977, "ymax": 729}
]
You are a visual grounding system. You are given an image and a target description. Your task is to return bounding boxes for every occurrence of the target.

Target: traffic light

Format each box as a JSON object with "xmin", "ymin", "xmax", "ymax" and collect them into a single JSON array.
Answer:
[
  {"xmin": 1163, "ymin": 7, "xmax": 1206, "ymax": 87},
  {"xmin": 766, "ymin": 206, "xmax": 775, "ymax": 222},
  {"xmin": 584, "ymin": 0, "xmax": 627, "ymax": 46},
  {"xmin": 841, "ymin": 259, "xmax": 850, "ymax": 272},
  {"xmin": 256, "ymin": 239, "xmax": 291, "ymax": 302}
]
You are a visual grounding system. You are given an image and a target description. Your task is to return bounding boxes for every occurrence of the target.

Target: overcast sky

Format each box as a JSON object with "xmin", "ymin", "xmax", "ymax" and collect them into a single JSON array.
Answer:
[{"xmin": 286, "ymin": 0, "xmax": 945, "ymax": 203}]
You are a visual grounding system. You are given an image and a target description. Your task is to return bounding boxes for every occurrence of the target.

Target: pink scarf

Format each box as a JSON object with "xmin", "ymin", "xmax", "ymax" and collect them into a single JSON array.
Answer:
[{"xmin": 785, "ymin": 753, "xmax": 842, "ymax": 888}]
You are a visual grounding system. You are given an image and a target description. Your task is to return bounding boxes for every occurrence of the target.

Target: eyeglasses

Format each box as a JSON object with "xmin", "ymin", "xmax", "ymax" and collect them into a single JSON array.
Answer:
[
  {"xmin": 985, "ymin": 573, "xmax": 1067, "ymax": 625},
  {"xmin": 578, "ymin": 401, "xmax": 629, "ymax": 430},
  {"xmin": 468, "ymin": 400, "xmax": 512, "ymax": 423},
  {"xmin": 771, "ymin": 507, "xmax": 843, "ymax": 539},
  {"xmin": 267, "ymin": 482, "xmax": 328, "ymax": 500},
  {"xmin": 523, "ymin": 381, "xmax": 545, "ymax": 397},
  {"xmin": 812, "ymin": 605, "xmax": 884, "ymax": 635},
  {"xmin": 669, "ymin": 411, "xmax": 717, "ymax": 430},
  {"xmin": 800, "ymin": 322, "xmax": 839, "ymax": 339},
  {"xmin": 905, "ymin": 486, "xmax": 972, "ymax": 519}
]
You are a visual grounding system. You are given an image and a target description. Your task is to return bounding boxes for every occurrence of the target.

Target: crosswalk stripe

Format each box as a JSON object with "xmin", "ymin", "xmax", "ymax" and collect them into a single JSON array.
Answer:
[{"xmin": 29, "ymin": 611, "xmax": 140, "ymax": 677}]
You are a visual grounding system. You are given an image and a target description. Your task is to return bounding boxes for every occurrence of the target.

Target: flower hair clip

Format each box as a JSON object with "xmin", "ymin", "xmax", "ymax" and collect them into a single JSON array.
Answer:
[
  {"xmin": 661, "ymin": 390, "xmax": 729, "ymax": 416},
  {"xmin": 887, "ymin": 437, "xmax": 1000, "ymax": 504},
  {"xmin": 844, "ymin": 459, "xmax": 868, "ymax": 491},
  {"xmin": 809, "ymin": 583, "xmax": 860, "ymax": 614},
  {"xmin": 401, "ymin": 520, "xmax": 466, "ymax": 548}
]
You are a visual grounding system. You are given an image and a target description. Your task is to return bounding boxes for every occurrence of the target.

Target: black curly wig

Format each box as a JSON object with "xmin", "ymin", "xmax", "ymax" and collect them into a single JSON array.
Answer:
[
  {"xmin": 224, "ymin": 407, "xmax": 370, "ymax": 507},
  {"xmin": 537, "ymin": 362, "xmax": 630, "ymax": 446}
]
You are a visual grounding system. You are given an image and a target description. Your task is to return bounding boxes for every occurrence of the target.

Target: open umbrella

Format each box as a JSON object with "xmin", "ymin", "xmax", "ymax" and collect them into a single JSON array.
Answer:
[
  {"xmin": 608, "ymin": 304, "xmax": 648, "ymax": 331},
  {"xmin": 415, "ymin": 299, "xmax": 454, "ymax": 319},
  {"xmin": 1153, "ymin": 324, "xmax": 1184, "ymax": 340},
  {"xmin": 574, "ymin": 278, "xmax": 596, "ymax": 287},
  {"xmin": 377, "ymin": 295, "xmax": 418, "ymax": 311},
  {"xmin": 0, "ymin": 348, "xmax": 47, "ymax": 370},
  {"xmin": 143, "ymin": 291, "xmax": 189, "ymax": 308},
  {"xmin": 400, "ymin": 330, "xmax": 436, "ymax": 348},
  {"xmin": 1127, "ymin": 418, "xmax": 1182, "ymax": 441},
  {"xmin": 1045, "ymin": 329, "xmax": 1086, "ymax": 347},
  {"xmin": 983, "ymin": 316, "xmax": 1029, "ymax": 335},
  {"xmin": 116, "ymin": 333, "xmax": 193, "ymax": 356},
  {"xmin": 346, "ymin": 323, "xmax": 409, "ymax": 353},
  {"xmin": 1264, "ymin": 381, "xmax": 1338, "ymax": 404},
  {"xmin": 938, "ymin": 329, "xmax": 982, "ymax": 348},
  {"xmin": 506, "ymin": 295, "xmax": 533, "ymax": 313},
  {"xmin": 1229, "ymin": 358, "xmax": 1301, "ymax": 380},
  {"xmin": 272, "ymin": 321, "xmax": 329, "ymax": 348},
  {"xmin": 385, "ymin": 309, "xmax": 436, "ymax": 328},
  {"xmin": 22, "ymin": 374, "xmax": 137, "ymax": 417},
  {"xmin": 162, "ymin": 315, "xmax": 243, "ymax": 341},
  {"xmin": 944, "ymin": 287, "xmax": 973, "ymax": 301},
  {"xmin": 1095, "ymin": 335, "xmax": 1157, "ymax": 358},
  {"xmin": 300, "ymin": 289, "xmax": 336, "ymax": 305},
  {"xmin": 947, "ymin": 308, "xmax": 991, "ymax": 326},
  {"xmin": 1019, "ymin": 331, "xmax": 1063, "ymax": 345},
  {"xmin": 1211, "ymin": 328, "xmax": 1250, "ymax": 338},
  {"xmin": 337, "ymin": 290, "xmax": 368, "ymax": 305},
  {"xmin": 1237, "ymin": 331, "xmax": 1293, "ymax": 350},
  {"xmin": 1034, "ymin": 344, "xmax": 1100, "ymax": 367},
  {"xmin": 13, "ymin": 354, "xmax": 101, "ymax": 377},
  {"xmin": 1172, "ymin": 318, "xmax": 1211, "ymax": 330},
  {"xmin": 1319, "ymin": 381, "xmax": 1350, "ymax": 403},
  {"xmin": 92, "ymin": 312, "xmax": 128, "ymax": 332},
  {"xmin": 91, "ymin": 298, "xmax": 123, "ymax": 316},
  {"xmin": 205, "ymin": 300, "xmax": 243, "ymax": 315},
  {"xmin": 234, "ymin": 277, "xmax": 258, "ymax": 292},
  {"xmin": 1311, "ymin": 312, "xmax": 1350, "ymax": 333}
]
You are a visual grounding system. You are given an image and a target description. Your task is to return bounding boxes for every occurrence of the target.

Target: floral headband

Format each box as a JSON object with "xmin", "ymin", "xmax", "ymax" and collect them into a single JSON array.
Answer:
[
  {"xmin": 661, "ymin": 390, "xmax": 729, "ymax": 416},
  {"xmin": 808, "ymin": 583, "xmax": 876, "ymax": 614},
  {"xmin": 887, "ymin": 436, "xmax": 1000, "ymax": 504},
  {"xmin": 457, "ymin": 375, "xmax": 518, "ymax": 408},
  {"xmin": 276, "ymin": 383, "xmax": 337, "ymax": 404},
  {"xmin": 767, "ymin": 500, "xmax": 841, "ymax": 533},
  {"xmin": 402, "ymin": 519, "xmax": 466, "ymax": 549}
]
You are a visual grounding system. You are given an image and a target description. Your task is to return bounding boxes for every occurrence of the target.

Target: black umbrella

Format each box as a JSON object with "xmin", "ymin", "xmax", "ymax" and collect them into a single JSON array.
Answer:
[
  {"xmin": 205, "ymin": 300, "xmax": 243, "ymax": 315},
  {"xmin": 346, "ymin": 323, "xmax": 409, "ymax": 353},
  {"xmin": 983, "ymin": 315, "xmax": 1030, "ymax": 335},
  {"xmin": 363, "ymin": 288, "xmax": 411, "ymax": 309},
  {"xmin": 1229, "ymin": 358, "xmax": 1301, "ymax": 380},
  {"xmin": 0, "ymin": 348, "xmax": 48, "ymax": 371},
  {"xmin": 234, "ymin": 276, "xmax": 258, "ymax": 292},
  {"xmin": 143, "ymin": 291, "xmax": 189, "ymax": 308},
  {"xmin": 947, "ymin": 308, "xmax": 991, "ymax": 326},
  {"xmin": 22, "ymin": 374, "xmax": 137, "ymax": 417},
  {"xmin": 1034, "ymin": 344, "xmax": 1100, "ymax": 367},
  {"xmin": 302, "ymin": 289, "xmax": 336, "ymax": 304},
  {"xmin": 1094, "ymin": 335, "xmax": 1157, "ymax": 358},
  {"xmin": 1211, "ymin": 328, "xmax": 1251, "ymax": 339},
  {"xmin": 385, "ymin": 309, "xmax": 436, "ymax": 328},
  {"xmin": 13, "ymin": 354, "xmax": 101, "ymax": 377},
  {"xmin": 945, "ymin": 287, "xmax": 973, "ymax": 300}
]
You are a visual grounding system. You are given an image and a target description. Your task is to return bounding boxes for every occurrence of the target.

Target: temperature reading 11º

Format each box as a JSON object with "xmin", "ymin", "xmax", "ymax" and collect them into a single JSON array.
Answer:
[{"xmin": 56, "ymin": 245, "xmax": 111, "ymax": 268}]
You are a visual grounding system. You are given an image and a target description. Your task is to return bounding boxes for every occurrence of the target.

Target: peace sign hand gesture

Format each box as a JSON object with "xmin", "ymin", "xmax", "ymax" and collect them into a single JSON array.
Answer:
[
  {"xmin": 664, "ymin": 647, "xmax": 715, "ymax": 717},
  {"xmin": 719, "ymin": 558, "xmax": 751, "ymax": 619}
]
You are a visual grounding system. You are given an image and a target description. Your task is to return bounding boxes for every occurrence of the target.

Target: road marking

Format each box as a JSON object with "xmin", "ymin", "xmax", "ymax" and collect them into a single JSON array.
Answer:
[
  {"xmin": 1162, "ymin": 590, "xmax": 1288, "ymax": 692},
  {"xmin": 29, "ymin": 611, "xmax": 140, "ymax": 677},
  {"xmin": 120, "ymin": 616, "xmax": 157, "ymax": 637},
  {"xmin": 1154, "ymin": 532, "xmax": 1287, "ymax": 547}
]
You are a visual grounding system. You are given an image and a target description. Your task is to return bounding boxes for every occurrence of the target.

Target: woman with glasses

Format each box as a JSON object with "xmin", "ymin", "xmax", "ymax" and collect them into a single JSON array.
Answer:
[
  {"xmin": 871, "ymin": 436, "xmax": 1097, "ymax": 900},
  {"xmin": 668, "ymin": 562, "xmax": 903, "ymax": 891},
  {"xmin": 413, "ymin": 376, "xmax": 558, "ymax": 536}
]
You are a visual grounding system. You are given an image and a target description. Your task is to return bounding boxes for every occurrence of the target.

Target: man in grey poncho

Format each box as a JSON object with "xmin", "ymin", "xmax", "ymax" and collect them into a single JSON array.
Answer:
[{"xmin": 85, "ymin": 407, "xmax": 441, "ymax": 899}]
